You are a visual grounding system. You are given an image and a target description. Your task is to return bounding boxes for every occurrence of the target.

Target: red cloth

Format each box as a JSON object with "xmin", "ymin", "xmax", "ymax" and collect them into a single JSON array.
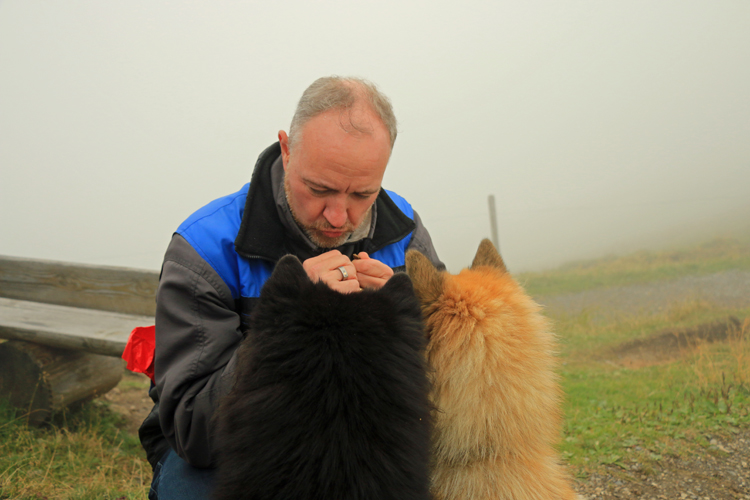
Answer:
[{"xmin": 122, "ymin": 325, "xmax": 155, "ymax": 383}]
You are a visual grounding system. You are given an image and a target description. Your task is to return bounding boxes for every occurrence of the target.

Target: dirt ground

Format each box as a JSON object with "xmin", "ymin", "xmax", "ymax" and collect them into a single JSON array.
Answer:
[
  {"xmin": 573, "ymin": 429, "xmax": 750, "ymax": 499},
  {"xmin": 606, "ymin": 316, "xmax": 746, "ymax": 369},
  {"xmin": 104, "ymin": 370, "xmax": 152, "ymax": 437},
  {"xmin": 104, "ymin": 269, "xmax": 750, "ymax": 498},
  {"xmin": 570, "ymin": 317, "xmax": 750, "ymax": 499}
]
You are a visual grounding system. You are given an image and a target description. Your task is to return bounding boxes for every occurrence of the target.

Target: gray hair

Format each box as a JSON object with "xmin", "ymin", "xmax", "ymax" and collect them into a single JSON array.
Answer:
[{"xmin": 288, "ymin": 76, "xmax": 398, "ymax": 149}]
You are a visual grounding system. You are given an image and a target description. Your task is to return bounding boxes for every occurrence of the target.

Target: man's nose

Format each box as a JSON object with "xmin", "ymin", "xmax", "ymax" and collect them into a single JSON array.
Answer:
[{"xmin": 323, "ymin": 197, "xmax": 348, "ymax": 228}]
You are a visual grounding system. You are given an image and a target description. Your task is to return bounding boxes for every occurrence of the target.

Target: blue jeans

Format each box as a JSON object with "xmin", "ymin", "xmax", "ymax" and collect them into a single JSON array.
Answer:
[{"xmin": 149, "ymin": 449, "xmax": 216, "ymax": 500}]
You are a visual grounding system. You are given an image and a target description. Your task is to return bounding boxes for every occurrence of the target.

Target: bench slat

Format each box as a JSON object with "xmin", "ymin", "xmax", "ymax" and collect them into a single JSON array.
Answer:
[
  {"xmin": 0, "ymin": 297, "xmax": 154, "ymax": 357},
  {"xmin": 0, "ymin": 255, "xmax": 158, "ymax": 316}
]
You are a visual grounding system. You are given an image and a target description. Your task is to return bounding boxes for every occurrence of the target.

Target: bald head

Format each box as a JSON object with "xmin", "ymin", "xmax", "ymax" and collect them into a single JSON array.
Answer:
[{"xmin": 288, "ymin": 76, "xmax": 398, "ymax": 150}]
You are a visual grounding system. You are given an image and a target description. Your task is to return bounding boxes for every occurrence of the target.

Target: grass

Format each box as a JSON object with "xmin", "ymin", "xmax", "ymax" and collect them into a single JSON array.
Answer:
[
  {"xmin": 517, "ymin": 237, "xmax": 750, "ymax": 297},
  {"xmin": 534, "ymin": 238, "xmax": 750, "ymax": 478},
  {"xmin": 560, "ymin": 331, "xmax": 750, "ymax": 475},
  {"xmin": 0, "ymin": 399, "xmax": 150, "ymax": 499},
  {"xmin": 1, "ymin": 237, "xmax": 748, "ymax": 496},
  {"xmin": 555, "ymin": 299, "xmax": 750, "ymax": 356}
]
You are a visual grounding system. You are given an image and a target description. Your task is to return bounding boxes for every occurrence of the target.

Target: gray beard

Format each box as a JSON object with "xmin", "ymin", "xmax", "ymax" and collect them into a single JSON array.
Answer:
[{"xmin": 283, "ymin": 175, "xmax": 373, "ymax": 249}]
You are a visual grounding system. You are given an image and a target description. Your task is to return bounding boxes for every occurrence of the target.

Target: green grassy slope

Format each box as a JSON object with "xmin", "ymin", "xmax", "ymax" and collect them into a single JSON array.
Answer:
[{"xmin": 524, "ymin": 238, "xmax": 750, "ymax": 475}]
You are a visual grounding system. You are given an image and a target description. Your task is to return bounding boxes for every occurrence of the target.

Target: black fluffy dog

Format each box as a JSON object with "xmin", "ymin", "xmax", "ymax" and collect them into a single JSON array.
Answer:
[{"xmin": 213, "ymin": 255, "xmax": 432, "ymax": 500}]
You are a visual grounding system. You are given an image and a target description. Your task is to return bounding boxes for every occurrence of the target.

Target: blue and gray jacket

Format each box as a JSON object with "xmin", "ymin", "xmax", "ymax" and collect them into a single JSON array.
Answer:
[{"xmin": 139, "ymin": 143, "xmax": 443, "ymax": 469}]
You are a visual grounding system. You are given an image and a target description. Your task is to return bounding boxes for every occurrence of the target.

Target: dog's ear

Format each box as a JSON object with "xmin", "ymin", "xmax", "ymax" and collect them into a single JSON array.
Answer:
[
  {"xmin": 405, "ymin": 250, "xmax": 444, "ymax": 305},
  {"xmin": 380, "ymin": 272, "xmax": 415, "ymax": 302},
  {"xmin": 262, "ymin": 254, "xmax": 310, "ymax": 298},
  {"xmin": 470, "ymin": 239, "xmax": 508, "ymax": 273}
]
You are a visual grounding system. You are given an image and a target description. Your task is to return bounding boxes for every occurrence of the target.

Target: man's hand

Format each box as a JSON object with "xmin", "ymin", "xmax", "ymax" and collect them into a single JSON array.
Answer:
[
  {"xmin": 302, "ymin": 250, "xmax": 360, "ymax": 294},
  {"xmin": 352, "ymin": 252, "xmax": 393, "ymax": 290}
]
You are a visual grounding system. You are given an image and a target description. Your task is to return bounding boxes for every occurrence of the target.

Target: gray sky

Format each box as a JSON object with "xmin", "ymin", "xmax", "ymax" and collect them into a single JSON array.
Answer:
[{"xmin": 1, "ymin": 1, "xmax": 748, "ymax": 273}]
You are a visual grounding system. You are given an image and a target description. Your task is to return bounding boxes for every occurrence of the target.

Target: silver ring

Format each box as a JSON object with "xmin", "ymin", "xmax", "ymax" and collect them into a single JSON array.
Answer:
[{"xmin": 337, "ymin": 266, "xmax": 349, "ymax": 281}]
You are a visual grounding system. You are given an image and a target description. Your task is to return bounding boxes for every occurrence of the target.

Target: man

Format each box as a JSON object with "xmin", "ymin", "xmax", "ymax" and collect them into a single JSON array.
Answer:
[{"xmin": 141, "ymin": 76, "xmax": 444, "ymax": 499}]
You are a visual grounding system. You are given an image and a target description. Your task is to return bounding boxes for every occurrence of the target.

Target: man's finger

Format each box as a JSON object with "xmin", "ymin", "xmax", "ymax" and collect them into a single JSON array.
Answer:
[
  {"xmin": 353, "ymin": 257, "xmax": 394, "ymax": 290},
  {"xmin": 329, "ymin": 264, "xmax": 356, "ymax": 284},
  {"xmin": 302, "ymin": 250, "xmax": 350, "ymax": 282},
  {"xmin": 356, "ymin": 274, "xmax": 390, "ymax": 290},
  {"xmin": 326, "ymin": 278, "xmax": 361, "ymax": 294},
  {"xmin": 353, "ymin": 258, "xmax": 393, "ymax": 280}
]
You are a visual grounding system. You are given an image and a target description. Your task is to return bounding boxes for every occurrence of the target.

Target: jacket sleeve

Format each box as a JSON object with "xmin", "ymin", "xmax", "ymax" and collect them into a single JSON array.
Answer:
[
  {"xmin": 406, "ymin": 210, "xmax": 446, "ymax": 271},
  {"xmin": 154, "ymin": 233, "xmax": 242, "ymax": 468}
]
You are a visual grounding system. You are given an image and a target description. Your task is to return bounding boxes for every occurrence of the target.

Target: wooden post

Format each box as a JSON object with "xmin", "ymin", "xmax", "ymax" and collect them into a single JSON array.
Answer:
[
  {"xmin": 488, "ymin": 194, "xmax": 500, "ymax": 251},
  {"xmin": 0, "ymin": 340, "xmax": 124, "ymax": 425}
]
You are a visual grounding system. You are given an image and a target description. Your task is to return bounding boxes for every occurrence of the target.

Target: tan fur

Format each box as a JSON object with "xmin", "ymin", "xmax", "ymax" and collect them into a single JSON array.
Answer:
[{"xmin": 406, "ymin": 239, "xmax": 579, "ymax": 500}]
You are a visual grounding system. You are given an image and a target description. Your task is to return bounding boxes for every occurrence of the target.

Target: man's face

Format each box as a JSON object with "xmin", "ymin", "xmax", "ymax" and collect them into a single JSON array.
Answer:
[{"xmin": 279, "ymin": 106, "xmax": 391, "ymax": 248}]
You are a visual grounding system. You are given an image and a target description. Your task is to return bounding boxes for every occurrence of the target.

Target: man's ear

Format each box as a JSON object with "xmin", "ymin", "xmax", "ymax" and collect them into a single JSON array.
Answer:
[
  {"xmin": 405, "ymin": 250, "xmax": 444, "ymax": 305},
  {"xmin": 278, "ymin": 130, "xmax": 291, "ymax": 170},
  {"xmin": 261, "ymin": 254, "xmax": 310, "ymax": 299},
  {"xmin": 470, "ymin": 238, "xmax": 508, "ymax": 273}
]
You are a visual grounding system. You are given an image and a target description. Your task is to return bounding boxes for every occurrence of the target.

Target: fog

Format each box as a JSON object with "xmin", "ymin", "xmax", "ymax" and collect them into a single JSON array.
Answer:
[{"xmin": 1, "ymin": 1, "xmax": 748, "ymax": 273}]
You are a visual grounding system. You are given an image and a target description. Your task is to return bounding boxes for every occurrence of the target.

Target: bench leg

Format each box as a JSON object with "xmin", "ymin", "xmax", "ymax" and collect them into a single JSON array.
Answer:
[{"xmin": 0, "ymin": 340, "xmax": 123, "ymax": 425}]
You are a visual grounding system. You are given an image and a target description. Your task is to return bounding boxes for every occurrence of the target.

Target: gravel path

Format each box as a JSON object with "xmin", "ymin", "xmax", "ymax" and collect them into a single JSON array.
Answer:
[
  {"xmin": 536, "ymin": 270, "xmax": 750, "ymax": 319},
  {"xmin": 573, "ymin": 431, "xmax": 750, "ymax": 500}
]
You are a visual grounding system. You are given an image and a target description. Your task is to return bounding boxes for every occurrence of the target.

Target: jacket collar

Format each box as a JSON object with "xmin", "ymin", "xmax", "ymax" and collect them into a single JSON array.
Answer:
[{"xmin": 234, "ymin": 142, "xmax": 416, "ymax": 264}]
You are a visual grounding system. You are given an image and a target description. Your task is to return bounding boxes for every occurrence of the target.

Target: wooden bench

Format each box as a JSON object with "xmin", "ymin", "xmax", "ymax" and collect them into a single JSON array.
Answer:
[{"xmin": 0, "ymin": 255, "xmax": 158, "ymax": 424}]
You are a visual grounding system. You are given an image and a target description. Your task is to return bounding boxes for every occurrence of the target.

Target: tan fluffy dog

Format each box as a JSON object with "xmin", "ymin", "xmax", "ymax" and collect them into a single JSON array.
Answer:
[{"xmin": 406, "ymin": 239, "xmax": 579, "ymax": 500}]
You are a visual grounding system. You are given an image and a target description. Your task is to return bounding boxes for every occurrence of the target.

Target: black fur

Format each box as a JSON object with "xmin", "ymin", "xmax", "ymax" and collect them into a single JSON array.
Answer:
[{"xmin": 213, "ymin": 255, "xmax": 432, "ymax": 500}]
